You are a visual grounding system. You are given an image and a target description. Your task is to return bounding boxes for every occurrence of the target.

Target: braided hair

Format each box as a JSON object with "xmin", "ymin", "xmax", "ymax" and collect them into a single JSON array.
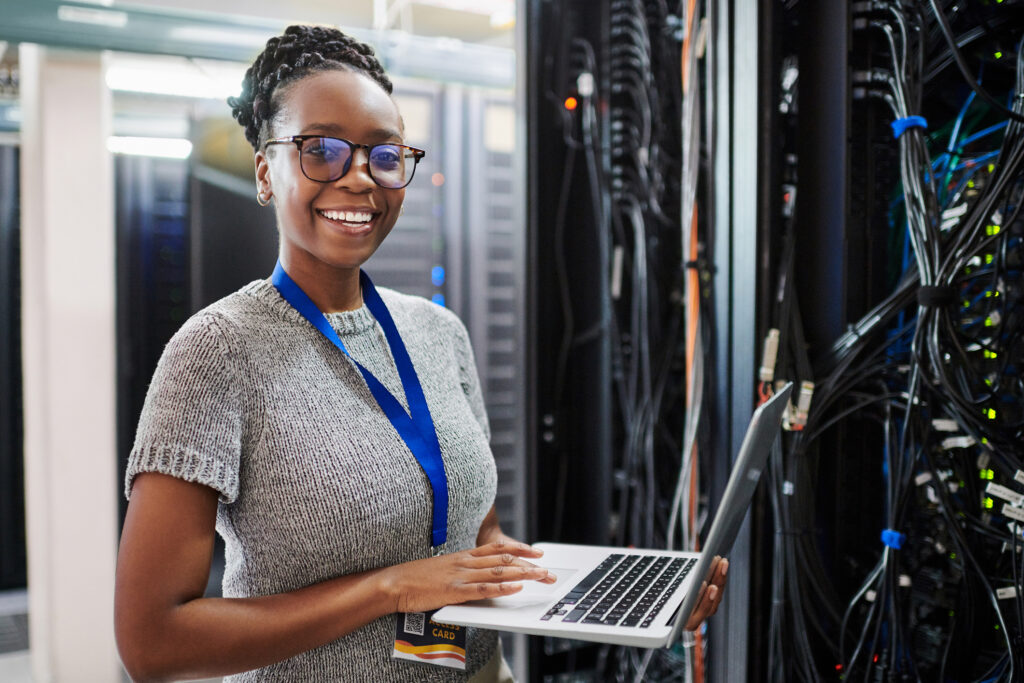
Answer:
[{"xmin": 228, "ymin": 25, "xmax": 393, "ymax": 150}]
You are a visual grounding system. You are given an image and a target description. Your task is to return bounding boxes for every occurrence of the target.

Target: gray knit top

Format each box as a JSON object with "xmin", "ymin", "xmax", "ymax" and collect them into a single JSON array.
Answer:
[{"xmin": 125, "ymin": 278, "xmax": 499, "ymax": 681}]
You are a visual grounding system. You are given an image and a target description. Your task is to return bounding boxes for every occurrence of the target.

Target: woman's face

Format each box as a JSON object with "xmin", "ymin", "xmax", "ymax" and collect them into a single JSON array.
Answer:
[{"xmin": 255, "ymin": 68, "xmax": 406, "ymax": 275}]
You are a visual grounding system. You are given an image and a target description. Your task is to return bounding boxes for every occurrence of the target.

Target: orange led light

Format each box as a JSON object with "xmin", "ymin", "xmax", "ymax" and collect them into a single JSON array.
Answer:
[{"xmin": 564, "ymin": 96, "xmax": 579, "ymax": 111}]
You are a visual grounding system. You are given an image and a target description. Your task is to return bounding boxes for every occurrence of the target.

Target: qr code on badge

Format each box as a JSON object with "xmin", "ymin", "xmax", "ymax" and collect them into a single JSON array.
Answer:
[{"xmin": 403, "ymin": 612, "xmax": 426, "ymax": 636}]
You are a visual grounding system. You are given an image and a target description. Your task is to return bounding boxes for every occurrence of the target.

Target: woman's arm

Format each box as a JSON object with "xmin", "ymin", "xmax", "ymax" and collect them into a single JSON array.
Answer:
[{"xmin": 115, "ymin": 474, "xmax": 553, "ymax": 683}]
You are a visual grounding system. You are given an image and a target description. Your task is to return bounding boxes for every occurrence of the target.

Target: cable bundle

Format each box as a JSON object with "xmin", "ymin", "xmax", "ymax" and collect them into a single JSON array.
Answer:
[{"xmin": 764, "ymin": 1, "xmax": 1024, "ymax": 680}]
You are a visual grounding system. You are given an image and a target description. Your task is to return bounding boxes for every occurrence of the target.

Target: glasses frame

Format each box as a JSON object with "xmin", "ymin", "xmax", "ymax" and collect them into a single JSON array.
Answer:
[{"xmin": 263, "ymin": 134, "xmax": 426, "ymax": 189}]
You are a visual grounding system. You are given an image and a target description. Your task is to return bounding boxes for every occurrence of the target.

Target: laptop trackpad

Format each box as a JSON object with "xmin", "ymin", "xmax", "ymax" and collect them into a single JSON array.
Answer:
[{"xmin": 475, "ymin": 567, "xmax": 577, "ymax": 608}]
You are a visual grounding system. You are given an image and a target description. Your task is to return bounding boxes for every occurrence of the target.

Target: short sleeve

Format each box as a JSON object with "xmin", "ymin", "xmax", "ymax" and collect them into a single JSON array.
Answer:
[{"xmin": 125, "ymin": 313, "xmax": 243, "ymax": 503}]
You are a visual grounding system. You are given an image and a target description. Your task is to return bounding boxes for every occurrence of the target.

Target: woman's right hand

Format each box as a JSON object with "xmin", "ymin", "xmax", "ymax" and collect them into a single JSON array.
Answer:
[{"xmin": 382, "ymin": 539, "xmax": 557, "ymax": 614}]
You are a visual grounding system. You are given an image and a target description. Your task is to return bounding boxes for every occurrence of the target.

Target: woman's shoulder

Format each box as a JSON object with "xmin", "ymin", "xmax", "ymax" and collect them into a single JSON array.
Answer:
[
  {"xmin": 167, "ymin": 280, "xmax": 278, "ymax": 351},
  {"xmin": 376, "ymin": 287, "xmax": 469, "ymax": 342}
]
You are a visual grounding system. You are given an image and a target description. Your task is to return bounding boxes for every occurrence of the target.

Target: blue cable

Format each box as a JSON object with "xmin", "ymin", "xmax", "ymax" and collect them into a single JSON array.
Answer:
[
  {"xmin": 957, "ymin": 121, "xmax": 1009, "ymax": 151},
  {"xmin": 948, "ymin": 91, "xmax": 977, "ymax": 154},
  {"xmin": 953, "ymin": 150, "xmax": 1001, "ymax": 173}
]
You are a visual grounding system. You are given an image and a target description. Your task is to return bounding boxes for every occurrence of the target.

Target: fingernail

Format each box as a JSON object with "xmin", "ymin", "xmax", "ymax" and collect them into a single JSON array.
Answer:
[
  {"xmin": 708, "ymin": 585, "xmax": 718, "ymax": 599},
  {"xmin": 721, "ymin": 560, "xmax": 729, "ymax": 577}
]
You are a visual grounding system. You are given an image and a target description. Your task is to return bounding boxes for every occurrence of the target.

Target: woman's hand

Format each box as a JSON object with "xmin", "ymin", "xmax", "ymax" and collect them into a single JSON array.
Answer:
[
  {"xmin": 381, "ymin": 539, "xmax": 558, "ymax": 614},
  {"xmin": 684, "ymin": 555, "xmax": 729, "ymax": 631}
]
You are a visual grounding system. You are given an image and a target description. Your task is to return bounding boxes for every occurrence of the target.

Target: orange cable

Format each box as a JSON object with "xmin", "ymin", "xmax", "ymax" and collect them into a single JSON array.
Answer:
[{"xmin": 682, "ymin": 4, "xmax": 704, "ymax": 680}]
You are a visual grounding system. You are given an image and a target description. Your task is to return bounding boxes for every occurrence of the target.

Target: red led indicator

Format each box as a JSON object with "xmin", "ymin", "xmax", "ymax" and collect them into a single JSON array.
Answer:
[{"xmin": 564, "ymin": 96, "xmax": 579, "ymax": 111}]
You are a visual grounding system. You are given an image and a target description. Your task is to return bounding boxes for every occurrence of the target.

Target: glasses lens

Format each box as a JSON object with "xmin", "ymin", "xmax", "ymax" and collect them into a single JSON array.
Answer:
[
  {"xmin": 369, "ymin": 144, "xmax": 416, "ymax": 189},
  {"xmin": 299, "ymin": 137, "xmax": 352, "ymax": 182}
]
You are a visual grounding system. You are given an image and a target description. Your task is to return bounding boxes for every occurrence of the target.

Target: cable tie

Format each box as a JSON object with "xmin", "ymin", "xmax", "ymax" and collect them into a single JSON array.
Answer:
[
  {"xmin": 917, "ymin": 285, "xmax": 956, "ymax": 308},
  {"xmin": 891, "ymin": 115, "xmax": 928, "ymax": 139},
  {"xmin": 684, "ymin": 260, "xmax": 700, "ymax": 270},
  {"xmin": 881, "ymin": 528, "xmax": 906, "ymax": 550}
]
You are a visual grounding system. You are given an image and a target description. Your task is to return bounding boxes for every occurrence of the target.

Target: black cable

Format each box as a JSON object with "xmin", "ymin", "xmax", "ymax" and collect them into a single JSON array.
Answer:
[{"xmin": 926, "ymin": 0, "xmax": 1024, "ymax": 123}]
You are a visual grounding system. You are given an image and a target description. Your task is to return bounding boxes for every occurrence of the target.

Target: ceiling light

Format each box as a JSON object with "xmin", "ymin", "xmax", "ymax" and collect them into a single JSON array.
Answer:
[
  {"xmin": 168, "ymin": 26, "xmax": 271, "ymax": 50},
  {"xmin": 57, "ymin": 5, "xmax": 127, "ymax": 28},
  {"xmin": 105, "ymin": 58, "xmax": 245, "ymax": 100},
  {"xmin": 107, "ymin": 136, "xmax": 193, "ymax": 159},
  {"xmin": 414, "ymin": 0, "xmax": 513, "ymax": 14}
]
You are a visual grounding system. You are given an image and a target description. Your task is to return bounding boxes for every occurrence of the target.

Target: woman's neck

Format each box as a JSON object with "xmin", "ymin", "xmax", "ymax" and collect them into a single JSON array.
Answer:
[{"xmin": 278, "ymin": 253, "xmax": 363, "ymax": 313}]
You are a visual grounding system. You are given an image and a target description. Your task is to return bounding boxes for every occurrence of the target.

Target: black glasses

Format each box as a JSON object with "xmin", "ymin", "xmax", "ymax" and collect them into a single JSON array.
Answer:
[{"xmin": 263, "ymin": 135, "xmax": 426, "ymax": 189}]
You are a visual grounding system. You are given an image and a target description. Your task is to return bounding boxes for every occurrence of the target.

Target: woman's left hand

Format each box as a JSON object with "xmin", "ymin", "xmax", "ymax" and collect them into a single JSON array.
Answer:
[{"xmin": 684, "ymin": 555, "xmax": 729, "ymax": 631}]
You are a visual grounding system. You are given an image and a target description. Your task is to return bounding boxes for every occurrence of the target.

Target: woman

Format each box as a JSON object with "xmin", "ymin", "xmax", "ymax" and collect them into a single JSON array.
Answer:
[{"xmin": 114, "ymin": 25, "xmax": 726, "ymax": 682}]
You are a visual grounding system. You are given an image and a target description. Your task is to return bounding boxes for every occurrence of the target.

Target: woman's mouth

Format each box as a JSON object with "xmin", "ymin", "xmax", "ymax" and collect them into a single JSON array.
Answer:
[{"xmin": 316, "ymin": 208, "xmax": 376, "ymax": 230}]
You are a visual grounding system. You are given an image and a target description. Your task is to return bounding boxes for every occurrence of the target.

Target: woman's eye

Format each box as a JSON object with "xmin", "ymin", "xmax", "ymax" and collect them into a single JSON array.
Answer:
[
  {"xmin": 305, "ymin": 139, "xmax": 342, "ymax": 160},
  {"xmin": 371, "ymin": 146, "xmax": 402, "ymax": 168}
]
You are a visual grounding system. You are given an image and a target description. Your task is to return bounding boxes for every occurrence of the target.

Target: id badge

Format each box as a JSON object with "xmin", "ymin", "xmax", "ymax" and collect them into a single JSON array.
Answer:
[{"xmin": 392, "ymin": 610, "xmax": 467, "ymax": 670}]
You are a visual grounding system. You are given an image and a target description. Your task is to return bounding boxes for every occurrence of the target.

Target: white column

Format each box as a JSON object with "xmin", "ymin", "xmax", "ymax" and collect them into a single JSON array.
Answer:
[{"xmin": 19, "ymin": 44, "xmax": 120, "ymax": 683}]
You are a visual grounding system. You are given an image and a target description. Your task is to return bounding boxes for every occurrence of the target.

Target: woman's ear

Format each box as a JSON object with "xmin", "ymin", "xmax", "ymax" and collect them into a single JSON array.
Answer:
[{"xmin": 255, "ymin": 151, "xmax": 272, "ymax": 201}]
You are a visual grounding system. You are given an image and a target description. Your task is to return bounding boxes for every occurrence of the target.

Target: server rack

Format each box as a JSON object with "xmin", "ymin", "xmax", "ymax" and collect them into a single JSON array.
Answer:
[
  {"xmin": 758, "ymin": 2, "xmax": 1024, "ymax": 681},
  {"xmin": 0, "ymin": 144, "xmax": 25, "ymax": 591},
  {"xmin": 115, "ymin": 154, "xmax": 191, "ymax": 523},
  {"xmin": 523, "ymin": 0, "xmax": 773, "ymax": 679}
]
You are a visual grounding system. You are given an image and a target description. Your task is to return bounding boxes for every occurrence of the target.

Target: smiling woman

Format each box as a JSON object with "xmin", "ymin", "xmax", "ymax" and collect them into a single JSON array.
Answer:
[{"xmin": 112, "ymin": 24, "xmax": 544, "ymax": 683}]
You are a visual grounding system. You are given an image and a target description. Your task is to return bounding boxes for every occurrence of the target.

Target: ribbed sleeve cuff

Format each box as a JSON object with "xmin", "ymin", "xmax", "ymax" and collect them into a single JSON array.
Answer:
[{"xmin": 125, "ymin": 444, "xmax": 240, "ymax": 504}]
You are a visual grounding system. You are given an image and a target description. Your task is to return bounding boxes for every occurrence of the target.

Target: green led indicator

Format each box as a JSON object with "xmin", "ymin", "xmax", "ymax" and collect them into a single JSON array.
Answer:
[
  {"xmin": 995, "ymin": 51, "xmax": 1004, "ymax": 59},
  {"xmin": 987, "ymin": 224, "xmax": 1001, "ymax": 235},
  {"xmin": 985, "ymin": 316, "xmax": 994, "ymax": 327},
  {"xmin": 984, "ymin": 497, "xmax": 994, "ymax": 509},
  {"xmin": 988, "ymin": 408, "xmax": 998, "ymax": 420}
]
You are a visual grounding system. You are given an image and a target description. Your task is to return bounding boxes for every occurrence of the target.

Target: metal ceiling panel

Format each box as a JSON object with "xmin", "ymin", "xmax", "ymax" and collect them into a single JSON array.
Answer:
[{"xmin": 0, "ymin": 0, "xmax": 514, "ymax": 87}]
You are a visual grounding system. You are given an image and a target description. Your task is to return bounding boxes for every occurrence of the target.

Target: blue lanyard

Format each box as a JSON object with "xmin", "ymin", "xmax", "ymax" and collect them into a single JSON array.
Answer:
[{"xmin": 271, "ymin": 261, "xmax": 449, "ymax": 550}]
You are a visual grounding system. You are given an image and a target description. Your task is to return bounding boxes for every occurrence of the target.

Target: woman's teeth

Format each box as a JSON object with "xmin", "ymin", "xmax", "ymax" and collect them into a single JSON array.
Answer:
[{"xmin": 318, "ymin": 209, "xmax": 373, "ymax": 224}]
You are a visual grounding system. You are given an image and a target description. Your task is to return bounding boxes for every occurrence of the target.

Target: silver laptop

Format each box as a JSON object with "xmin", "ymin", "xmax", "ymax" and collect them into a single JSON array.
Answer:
[{"xmin": 433, "ymin": 383, "xmax": 792, "ymax": 648}]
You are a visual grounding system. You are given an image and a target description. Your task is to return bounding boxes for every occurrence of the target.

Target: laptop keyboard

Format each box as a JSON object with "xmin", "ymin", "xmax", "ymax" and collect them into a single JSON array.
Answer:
[{"xmin": 540, "ymin": 554, "xmax": 698, "ymax": 628}]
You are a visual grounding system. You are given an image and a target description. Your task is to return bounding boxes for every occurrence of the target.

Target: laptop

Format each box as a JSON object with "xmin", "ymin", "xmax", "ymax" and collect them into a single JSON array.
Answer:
[{"xmin": 433, "ymin": 383, "xmax": 792, "ymax": 648}]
